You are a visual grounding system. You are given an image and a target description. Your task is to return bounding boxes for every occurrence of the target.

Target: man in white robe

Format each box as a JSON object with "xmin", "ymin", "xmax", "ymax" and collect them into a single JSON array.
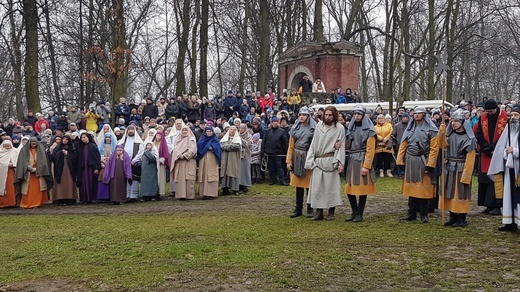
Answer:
[
  {"xmin": 305, "ymin": 106, "xmax": 345, "ymax": 221},
  {"xmin": 488, "ymin": 108, "xmax": 520, "ymax": 232},
  {"xmin": 119, "ymin": 125, "xmax": 144, "ymax": 201}
]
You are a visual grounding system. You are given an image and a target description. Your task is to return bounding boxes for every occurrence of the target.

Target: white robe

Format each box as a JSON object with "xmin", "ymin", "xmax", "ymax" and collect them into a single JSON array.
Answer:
[
  {"xmin": 305, "ymin": 122, "xmax": 345, "ymax": 209},
  {"xmin": 488, "ymin": 124, "xmax": 520, "ymax": 225}
]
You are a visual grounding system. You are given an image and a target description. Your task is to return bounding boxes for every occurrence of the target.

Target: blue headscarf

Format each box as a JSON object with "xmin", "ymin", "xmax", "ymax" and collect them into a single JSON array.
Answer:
[
  {"xmin": 98, "ymin": 132, "xmax": 117, "ymax": 156},
  {"xmin": 197, "ymin": 126, "xmax": 222, "ymax": 163}
]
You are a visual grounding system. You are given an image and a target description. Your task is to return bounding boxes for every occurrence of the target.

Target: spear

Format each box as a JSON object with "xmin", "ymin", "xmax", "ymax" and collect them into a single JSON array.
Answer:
[{"xmin": 436, "ymin": 52, "xmax": 449, "ymax": 225}]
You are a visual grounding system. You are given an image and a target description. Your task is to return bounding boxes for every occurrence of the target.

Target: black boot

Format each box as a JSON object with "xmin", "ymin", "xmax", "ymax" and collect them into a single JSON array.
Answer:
[
  {"xmin": 311, "ymin": 209, "xmax": 324, "ymax": 221},
  {"xmin": 326, "ymin": 207, "xmax": 335, "ymax": 220},
  {"xmin": 444, "ymin": 212, "xmax": 458, "ymax": 226},
  {"xmin": 345, "ymin": 194, "xmax": 359, "ymax": 222},
  {"xmin": 453, "ymin": 213, "xmax": 468, "ymax": 227},
  {"xmin": 306, "ymin": 204, "xmax": 314, "ymax": 218},
  {"xmin": 400, "ymin": 197, "xmax": 417, "ymax": 221},
  {"xmin": 353, "ymin": 195, "xmax": 367, "ymax": 222},
  {"xmin": 419, "ymin": 199, "xmax": 429, "ymax": 223},
  {"xmin": 290, "ymin": 188, "xmax": 304, "ymax": 218},
  {"xmin": 498, "ymin": 223, "xmax": 518, "ymax": 232}
]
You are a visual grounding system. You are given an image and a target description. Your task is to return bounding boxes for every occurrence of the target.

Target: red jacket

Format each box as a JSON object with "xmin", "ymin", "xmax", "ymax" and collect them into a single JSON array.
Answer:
[{"xmin": 34, "ymin": 119, "xmax": 50, "ymax": 133}]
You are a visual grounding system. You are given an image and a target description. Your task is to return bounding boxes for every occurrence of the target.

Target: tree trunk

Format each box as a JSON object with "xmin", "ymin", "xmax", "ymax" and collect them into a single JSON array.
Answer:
[
  {"xmin": 199, "ymin": 0, "xmax": 209, "ymax": 98},
  {"xmin": 43, "ymin": 0, "xmax": 62, "ymax": 111},
  {"xmin": 174, "ymin": 0, "xmax": 191, "ymax": 97},
  {"xmin": 256, "ymin": 0, "xmax": 270, "ymax": 93},
  {"xmin": 23, "ymin": 0, "xmax": 40, "ymax": 113},
  {"xmin": 313, "ymin": 0, "xmax": 325, "ymax": 42},
  {"xmin": 189, "ymin": 0, "xmax": 200, "ymax": 94},
  {"xmin": 110, "ymin": 0, "xmax": 129, "ymax": 123},
  {"xmin": 427, "ymin": 0, "xmax": 436, "ymax": 101},
  {"xmin": 301, "ymin": 0, "xmax": 307, "ymax": 41},
  {"xmin": 8, "ymin": 0, "xmax": 23, "ymax": 119},
  {"xmin": 238, "ymin": 0, "xmax": 250, "ymax": 94}
]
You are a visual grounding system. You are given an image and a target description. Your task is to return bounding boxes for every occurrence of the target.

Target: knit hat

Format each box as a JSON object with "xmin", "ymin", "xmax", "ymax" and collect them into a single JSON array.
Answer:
[
  {"xmin": 271, "ymin": 116, "xmax": 279, "ymax": 122},
  {"xmin": 252, "ymin": 133, "xmax": 260, "ymax": 141},
  {"xmin": 385, "ymin": 114, "xmax": 392, "ymax": 120}
]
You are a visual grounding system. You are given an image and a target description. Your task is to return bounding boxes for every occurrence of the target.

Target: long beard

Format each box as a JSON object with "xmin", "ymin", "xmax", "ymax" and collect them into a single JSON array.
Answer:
[{"xmin": 510, "ymin": 120, "xmax": 520, "ymax": 133}]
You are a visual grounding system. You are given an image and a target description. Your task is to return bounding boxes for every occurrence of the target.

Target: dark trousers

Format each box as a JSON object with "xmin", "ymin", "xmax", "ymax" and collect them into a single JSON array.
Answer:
[
  {"xmin": 267, "ymin": 155, "xmax": 285, "ymax": 183},
  {"xmin": 376, "ymin": 152, "xmax": 393, "ymax": 171}
]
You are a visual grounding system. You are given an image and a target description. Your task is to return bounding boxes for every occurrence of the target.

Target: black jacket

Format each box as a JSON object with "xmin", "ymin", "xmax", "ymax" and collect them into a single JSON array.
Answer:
[
  {"xmin": 165, "ymin": 103, "xmax": 179, "ymax": 118},
  {"xmin": 142, "ymin": 104, "xmax": 158, "ymax": 119},
  {"xmin": 261, "ymin": 127, "xmax": 289, "ymax": 156}
]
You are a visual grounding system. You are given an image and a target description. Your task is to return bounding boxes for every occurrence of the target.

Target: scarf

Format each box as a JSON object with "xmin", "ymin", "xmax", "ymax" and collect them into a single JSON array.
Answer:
[
  {"xmin": 103, "ymin": 145, "xmax": 133, "ymax": 184},
  {"xmin": 197, "ymin": 126, "xmax": 222, "ymax": 163}
]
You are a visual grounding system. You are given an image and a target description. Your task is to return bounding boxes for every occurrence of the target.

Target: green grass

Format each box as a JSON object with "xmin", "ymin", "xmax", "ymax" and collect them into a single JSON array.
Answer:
[{"xmin": 1, "ymin": 177, "xmax": 519, "ymax": 291}]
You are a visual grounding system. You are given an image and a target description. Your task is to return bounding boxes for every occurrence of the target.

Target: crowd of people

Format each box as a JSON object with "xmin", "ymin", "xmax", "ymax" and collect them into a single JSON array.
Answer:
[{"xmin": 0, "ymin": 91, "xmax": 519, "ymax": 232}]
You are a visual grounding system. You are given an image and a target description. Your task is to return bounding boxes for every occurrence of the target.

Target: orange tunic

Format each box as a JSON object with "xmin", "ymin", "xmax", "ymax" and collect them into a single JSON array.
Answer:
[
  {"xmin": 20, "ymin": 148, "xmax": 49, "ymax": 209},
  {"xmin": 0, "ymin": 168, "xmax": 17, "ymax": 208},
  {"xmin": 286, "ymin": 137, "xmax": 311, "ymax": 188}
]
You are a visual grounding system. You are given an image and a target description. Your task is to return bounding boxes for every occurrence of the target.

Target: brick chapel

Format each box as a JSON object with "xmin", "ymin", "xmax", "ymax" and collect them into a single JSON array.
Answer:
[{"xmin": 278, "ymin": 40, "xmax": 363, "ymax": 94}]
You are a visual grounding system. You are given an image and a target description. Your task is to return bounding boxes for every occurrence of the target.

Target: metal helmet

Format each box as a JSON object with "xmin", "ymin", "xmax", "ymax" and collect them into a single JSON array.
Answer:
[
  {"xmin": 413, "ymin": 106, "xmax": 427, "ymax": 114},
  {"xmin": 353, "ymin": 104, "xmax": 367, "ymax": 115}
]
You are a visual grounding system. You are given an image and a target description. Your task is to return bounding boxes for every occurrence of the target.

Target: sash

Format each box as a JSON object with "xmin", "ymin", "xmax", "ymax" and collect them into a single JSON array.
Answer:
[{"xmin": 480, "ymin": 110, "xmax": 507, "ymax": 172}]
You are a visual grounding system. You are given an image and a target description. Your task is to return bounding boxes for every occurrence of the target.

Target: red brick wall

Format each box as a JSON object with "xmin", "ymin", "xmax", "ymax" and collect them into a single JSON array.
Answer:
[{"xmin": 278, "ymin": 55, "xmax": 360, "ymax": 95}]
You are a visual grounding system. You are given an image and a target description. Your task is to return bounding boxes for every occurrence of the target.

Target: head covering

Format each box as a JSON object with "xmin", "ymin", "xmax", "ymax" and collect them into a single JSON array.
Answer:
[
  {"xmin": 171, "ymin": 125, "xmax": 197, "ymax": 166},
  {"xmin": 447, "ymin": 109, "xmax": 475, "ymax": 139},
  {"xmin": 223, "ymin": 122, "xmax": 230, "ymax": 129},
  {"xmin": 352, "ymin": 104, "xmax": 367, "ymax": 115},
  {"xmin": 17, "ymin": 136, "xmax": 30, "ymax": 150},
  {"xmin": 413, "ymin": 106, "xmax": 427, "ymax": 114},
  {"xmin": 401, "ymin": 112, "xmax": 439, "ymax": 143},
  {"xmin": 0, "ymin": 140, "xmax": 18, "ymax": 195},
  {"xmin": 166, "ymin": 119, "xmax": 185, "ymax": 138},
  {"xmin": 118, "ymin": 125, "xmax": 144, "ymax": 145},
  {"xmin": 271, "ymin": 116, "xmax": 279, "ymax": 122},
  {"xmin": 484, "ymin": 99, "xmax": 498, "ymax": 110},
  {"xmin": 153, "ymin": 131, "xmax": 171, "ymax": 168},
  {"xmin": 98, "ymin": 132, "xmax": 117, "ymax": 157},
  {"xmin": 97, "ymin": 124, "xmax": 116, "ymax": 144},
  {"xmin": 347, "ymin": 110, "xmax": 376, "ymax": 135},
  {"xmin": 252, "ymin": 133, "xmax": 260, "ymax": 141},
  {"xmin": 103, "ymin": 145, "xmax": 132, "ymax": 184},
  {"xmin": 289, "ymin": 106, "xmax": 317, "ymax": 137},
  {"xmin": 402, "ymin": 112, "xmax": 410, "ymax": 118},
  {"xmin": 14, "ymin": 137, "xmax": 54, "ymax": 193},
  {"xmin": 197, "ymin": 127, "xmax": 222, "ymax": 163},
  {"xmin": 385, "ymin": 114, "xmax": 392, "ymax": 120},
  {"xmin": 221, "ymin": 126, "xmax": 242, "ymax": 145},
  {"xmin": 298, "ymin": 106, "xmax": 311, "ymax": 115},
  {"xmin": 512, "ymin": 105, "xmax": 520, "ymax": 114}
]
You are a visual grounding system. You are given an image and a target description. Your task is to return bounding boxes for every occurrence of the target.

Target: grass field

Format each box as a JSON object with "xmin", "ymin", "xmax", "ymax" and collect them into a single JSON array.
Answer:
[{"xmin": 1, "ymin": 177, "xmax": 519, "ymax": 291}]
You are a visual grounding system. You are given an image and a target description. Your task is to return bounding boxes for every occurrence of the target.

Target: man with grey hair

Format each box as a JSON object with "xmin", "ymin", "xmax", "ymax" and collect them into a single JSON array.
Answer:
[{"xmin": 397, "ymin": 106, "xmax": 440, "ymax": 223}]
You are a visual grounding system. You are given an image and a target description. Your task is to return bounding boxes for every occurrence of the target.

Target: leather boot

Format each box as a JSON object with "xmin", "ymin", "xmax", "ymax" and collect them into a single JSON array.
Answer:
[
  {"xmin": 353, "ymin": 195, "xmax": 367, "ymax": 222},
  {"xmin": 346, "ymin": 194, "xmax": 358, "ymax": 222},
  {"xmin": 498, "ymin": 223, "xmax": 518, "ymax": 232},
  {"xmin": 444, "ymin": 212, "xmax": 458, "ymax": 226},
  {"xmin": 326, "ymin": 207, "xmax": 335, "ymax": 220},
  {"xmin": 400, "ymin": 197, "xmax": 417, "ymax": 221},
  {"xmin": 345, "ymin": 212, "xmax": 357, "ymax": 222},
  {"xmin": 452, "ymin": 213, "xmax": 468, "ymax": 227},
  {"xmin": 290, "ymin": 188, "xmax": 304, "ymax": 218},
  {"xmin": 306, "ymin": 204, "xmax": 314, "ymax": 218},
  {"xmin": 419, "ymin": 199, "xmax": 429, "ymax": 223},
  {"xmin": 311, "ymin": 209, "xmax": 324, "ymax": 221}
]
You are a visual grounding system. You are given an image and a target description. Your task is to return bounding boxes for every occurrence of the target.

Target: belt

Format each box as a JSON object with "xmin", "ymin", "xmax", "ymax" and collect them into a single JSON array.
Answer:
[
  {"xmin": 447, "ymin": 157, "xmax": 465, "ymax": 162},
  {"xmin": 294, "ymin": 146, "xmax": 309, "ymax": 151},
  {"xmin": 348, "ymin": 148, "xmax": 366, "ymax": 154},
  {"xmin": 316, "ymin": 152, "xmax": 335, "ymax": 158}
]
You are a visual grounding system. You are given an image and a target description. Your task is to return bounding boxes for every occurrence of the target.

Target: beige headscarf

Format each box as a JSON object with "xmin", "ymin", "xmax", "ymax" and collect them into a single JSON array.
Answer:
[
  {"xmin": 170, "ymin": 125, "xmax": 197, "ymax": 170},
  {"xmin": 0, "ymin": 140, "xmax": 18, "ymax": 195}
]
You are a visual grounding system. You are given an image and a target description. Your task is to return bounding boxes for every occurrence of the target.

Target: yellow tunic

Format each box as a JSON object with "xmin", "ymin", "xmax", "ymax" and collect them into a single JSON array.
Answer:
[
  {"xmin": 286, "ymin": 137, "xmax": 311, "ymax": 188},
  {"xmin": 344, "ymin": 136, "xmax": 377, "ymax": 195},
  {"xmin": 396, "ymin": 136, "xmax": 440, "ymax": 199}
]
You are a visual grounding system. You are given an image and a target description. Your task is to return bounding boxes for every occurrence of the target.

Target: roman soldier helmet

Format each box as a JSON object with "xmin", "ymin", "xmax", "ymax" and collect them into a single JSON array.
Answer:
[{"xmin": 413, "ymin": 106, "xmax": 427, "ymax": 114}]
